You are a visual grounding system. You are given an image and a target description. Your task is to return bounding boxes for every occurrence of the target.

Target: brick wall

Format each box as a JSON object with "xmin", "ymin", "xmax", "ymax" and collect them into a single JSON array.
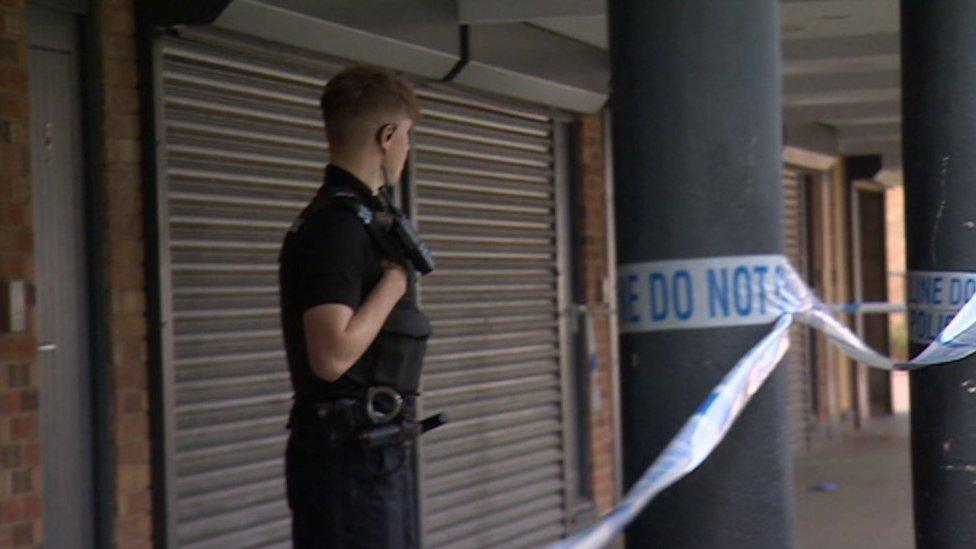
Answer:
[
  {"xmin": 577, "ymin": 113, "xmax": 617, "ymax": 513},
  {"xmin": 885, "ymin": 184, "xmax": 907, "ymax": 359},
  {"xmin": 0, "ymin": 1, "xmax": 152, "ymax": 547},
  {"xmin": 96, "ymin": 1, "xmax": 154, "ymax": 547},
  {"xmin": 0, "ymin": 0, "xmax": 43, "ymax": 546}
]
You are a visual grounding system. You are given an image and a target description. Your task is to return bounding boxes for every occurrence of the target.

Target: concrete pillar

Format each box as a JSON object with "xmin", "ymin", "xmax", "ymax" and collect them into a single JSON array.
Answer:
[
  {"xmin": 902, "ymin": 1, "xmax": 976, "ymax": 546},
  {"xmin": 608, "ymin": 1, "xmax": 794, "ymax": 547}
]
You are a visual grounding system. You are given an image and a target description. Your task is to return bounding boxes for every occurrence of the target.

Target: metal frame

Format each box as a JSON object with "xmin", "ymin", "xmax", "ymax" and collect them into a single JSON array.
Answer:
[
  {"xmin": 77, "ymin": 3, "xmax": 115, "ymax": 546},
  {"xmin": 603, "ymin": 108, "xmax": 624, "ymax": 504},
  {"xmin": 403, "ymin": 138, "xmax": 430, "ymax": 548},
  {"xmin": 145, "ymin": 33, "xmax": 180, "ymax": 549},
  {"xmin": 782, "ymin": 164, "xmax": 818, "ymax": 452},
  {"xmin": 849, "ymin": 179, "xmax": 887, "ymax": 428},
  {"xmin": 553, "ymin": 118, "xmax": 583, "ymax": 528}
]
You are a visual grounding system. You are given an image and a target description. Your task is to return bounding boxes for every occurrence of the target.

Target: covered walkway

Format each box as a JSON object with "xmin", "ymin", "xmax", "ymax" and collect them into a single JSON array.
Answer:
[{"xmin": 795, "ymin": 415, "xmax": 913, "ymax": 549}]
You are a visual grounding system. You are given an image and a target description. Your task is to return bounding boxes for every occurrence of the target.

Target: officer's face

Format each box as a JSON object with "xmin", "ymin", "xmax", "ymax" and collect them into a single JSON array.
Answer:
[{"xmin": 382, "ymin": 117, "xmax": 413, "ymax": 185}]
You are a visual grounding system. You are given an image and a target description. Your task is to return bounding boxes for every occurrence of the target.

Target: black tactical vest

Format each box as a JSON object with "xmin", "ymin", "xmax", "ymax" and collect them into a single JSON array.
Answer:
[{"xmin": 302, "ymin": 190, "xmax": 432, "ymax": 395}]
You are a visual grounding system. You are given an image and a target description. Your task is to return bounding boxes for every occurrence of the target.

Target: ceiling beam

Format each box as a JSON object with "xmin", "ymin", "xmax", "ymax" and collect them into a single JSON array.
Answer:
[
  {"xmin": 783, "ymin": 32, "xmax": 899, "ymax": 62},
  {"xmin": 784, "ymin": 69, "xmax": 899, "ymax": 96},
  {"xmin": 784, "ymin": 87, "xmax": 900, "ymax": 108},
  {"xmin": 834, "ymin": 121, "xmax": 902, "ymax": 142},
  {"xmin": 784, "ymin": 54, "xmax": 899, "ymax": 76},
  {"xmin": 457, "ymin": 0, "xmax": 605, "ymax": 24},
  {"xmin": 839, "ymin": 138, "xmax": 902, "ymax": 156},
  {"xmin": 785, "ymin": 99, "xmax": 901, "ymax": 124}
]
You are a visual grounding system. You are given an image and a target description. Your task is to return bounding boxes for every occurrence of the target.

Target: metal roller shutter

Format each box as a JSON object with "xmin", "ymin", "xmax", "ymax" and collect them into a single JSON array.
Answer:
[
  {"xmin": 412, "ymin": 86, "xmax": 571, "ymax": 548},
  {"xmin": 781, "ymin": 168, "xmax": 814, "ymax": 453},
  {"xmin": 152, "ymin": 30, "xmax": 574, "ymax": 548},
  {"xmin": 153, "ymin": 32, "xmax": 340, "ymax": 548}
]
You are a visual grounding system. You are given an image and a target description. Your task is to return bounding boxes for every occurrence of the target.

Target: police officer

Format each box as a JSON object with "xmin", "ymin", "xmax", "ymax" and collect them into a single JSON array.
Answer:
[{"xmin": 278, "ymin": 66, "xmax": 428, "ymax": 548}]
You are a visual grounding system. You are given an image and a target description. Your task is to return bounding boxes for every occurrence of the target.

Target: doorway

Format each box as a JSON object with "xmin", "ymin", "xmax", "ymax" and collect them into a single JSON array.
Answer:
[{"xmin": 27, "ymin": 5, "xmax": 95, "ymax": 548}]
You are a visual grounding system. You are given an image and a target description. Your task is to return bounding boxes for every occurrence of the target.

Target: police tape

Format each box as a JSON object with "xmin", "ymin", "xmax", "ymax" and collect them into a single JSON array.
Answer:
[{"xmin": 552, "ymin": 258, "xmax": 976, "ymax": 549}]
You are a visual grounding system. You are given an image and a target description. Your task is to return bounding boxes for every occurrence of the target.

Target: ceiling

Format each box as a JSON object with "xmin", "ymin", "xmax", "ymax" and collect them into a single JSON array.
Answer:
[
  {"xmin": 460, "ymin": 0, "xmax": 903, "ymax": 182},
  {"xmin": 185, "ymin": 0, "xmax": 903, "ymax": 183}
]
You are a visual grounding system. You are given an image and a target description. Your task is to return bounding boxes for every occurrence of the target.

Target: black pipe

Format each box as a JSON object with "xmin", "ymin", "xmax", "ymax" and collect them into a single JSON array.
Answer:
[
  {"xmin": 902, "ymin": 1, "xmax": 976, "ymax": 547},
  {"xmin": 608, "ymin": 1, "xmax": 793, "ymax": 546}
]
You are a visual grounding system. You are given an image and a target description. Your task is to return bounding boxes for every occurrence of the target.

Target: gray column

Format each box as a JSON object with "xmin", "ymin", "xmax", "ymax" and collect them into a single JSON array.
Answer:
[
  {"xmin": 608, "ymin": 1, "xmax": 793, "ymax": 547},
  {"xmin": 902, "ymin": 2, "xmax": 976, "ymax": 547}
]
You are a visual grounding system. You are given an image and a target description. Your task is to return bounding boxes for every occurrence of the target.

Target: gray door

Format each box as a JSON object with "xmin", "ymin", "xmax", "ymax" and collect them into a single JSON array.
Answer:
[
  {"xmin": 782, "ymin": 168, "xmax": 814, "ymax": 453},
  {"xmin": 28, "ymin": 6, "xmax": 95, "ymax": 548}
]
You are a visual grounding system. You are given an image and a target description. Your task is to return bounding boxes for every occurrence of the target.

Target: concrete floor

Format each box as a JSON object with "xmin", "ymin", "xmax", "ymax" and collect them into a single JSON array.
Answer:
[{"xmin": 794, "ymin": 415, "xmax": 913, "ymax": 549}]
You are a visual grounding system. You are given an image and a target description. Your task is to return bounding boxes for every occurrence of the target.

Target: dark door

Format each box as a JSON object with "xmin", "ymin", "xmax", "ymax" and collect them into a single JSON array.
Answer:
[
  {"xmin": 856, "ymin": 188, "xmax": 891, "ymax": 415},
  {"xmin": 28, "ymin": 5, "xmax": 95, "ymax": 548}
]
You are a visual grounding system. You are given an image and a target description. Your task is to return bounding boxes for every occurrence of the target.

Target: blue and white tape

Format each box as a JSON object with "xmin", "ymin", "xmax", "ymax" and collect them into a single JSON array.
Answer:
[{"xmin": 553, "ymin": 256, "xmax": 976, "ymax": 549}]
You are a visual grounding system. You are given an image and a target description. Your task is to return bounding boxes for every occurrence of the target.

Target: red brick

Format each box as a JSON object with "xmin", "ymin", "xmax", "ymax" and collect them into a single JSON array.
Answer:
[
  {"xmin": 113, "ymin": 338, "xmax": 146, "ymax": 365},
  {"xmin": 118, "ymin": 391, "xmax": 144, "ymax": 414},
  {"xmin": 9, "ymin": 415, "xmax": 35, "ymax": 441},
  {"xmin": 104, "ymin": 9, "xmax": 135, "ymax": 34},
  {"xmin": 17, "ymin": 390, "xmax": 35, "ymax": 412},
  {"xmin": 108, "ymin": 264, "xmax": 145, "ymax": 289},
  {"xmin": 28, "ymin": 462, "xmax": 40, "ymax": 491},
  {"xmin": 105, "ymin": 113, "xmax": 140, "ymax": 138},
  {"xmin": 102, "ymin": 33, "xmax": 137, "ymax": 61},
  {"xmin": 0, "ymin": 118, "xmax": 25, "ymax": 144},
  {"xmin": 112, "ymin": 289, "xmax": 145, "ymax": 315},
  {"xmin": 125, "ymin": 491, "xmax": 152, "ymax": 516},
  {"xmin": 117, "ymin": 439, "xmax": 148, "ymax": 464},
  {"xmin": 0, "ymin": 336, "xmax": 37, "ymax": 366},
  {"xmin": 106, "ymin": 162, "xmax": 140, "ymax": 183},
  {"xmin": 111, "ymin": 315, "xmax": 146, "ymax": 338},
  {"xmin": 0, "ymin": 228, "xmax": 33, "ymax": 253},
  {"xmin": 111, "ymin": 240, "xmax": 144, "ymax": 266},
  {"xmin": 116, "ymin": 463, "xmax": 150, "ymax": 491},
  {"xmin": 114, "ymin": 515, "xmax": 152, "ymax": 548},
  {"xmin": 0, "ymin": 38, "xmax": 19, "ymax": 64},
  {"xmin": 0, "ymin": 93, "xmax": 26, "ymax": 119},
  {"xmin": 9, "ymin": 469, "xmax": 30, "ymax": 494},
  {"xmin": 107, "ymin": 212, "xmax": 142, "ymax": 237},
  {"xmin": 0, "ymin": 445, "xmax": 19, "ymax": 468},
  {"xmin": 0, "ymin": 393, "xmax": 16, "ymax": 414},
  {"xmin": 20, "ymin": 443, "xmax": 37, "ymax": 468},
  {"xmin": 0, "ymin": 174, "xmax": 29, "ymax": 203},
  {"xmin": 117, "ymin": 489, "xmax": 152, "ymax": 519},
  {"xmin": 100, "ymin": 0, "xmax": 133, "ymax": 9},
  {"xmin": 116, "ymin": 414, "xmax": 148, "ymax": 440},
  {"xmin": 106, "ymin": 138, "xmax": 141, "ymax": 163},
  {"xmin": 1, "ymin": 11, "xmax": 25, "ymax": 37},
  {"xmin": 21, "ymin": 494, "xmax": 39, "ymax": 519},
  {"xmin": 0, "ymin": 66, "xmax": 25, "ymax": 93},
  {"xmin": 106, "ymin": 189, "xmax": 142, "ymax": 217},
  {"xmin": 2, "ymin": 362, "xmax": 31, "ymax": 387},
  {"xmin": 0, "ymin": 144, "xmax": 27, "ymax": 176},
  {"xmin": 11, "ymin": 522, "xmax": 31, "ymax": 545},
  {"xmin": 0, "ymin": 497, "xmax": 24, "ymax": 523},
  {"xmin": 114, "ymin": 365, "xmax": 147, "ymax": 389}
]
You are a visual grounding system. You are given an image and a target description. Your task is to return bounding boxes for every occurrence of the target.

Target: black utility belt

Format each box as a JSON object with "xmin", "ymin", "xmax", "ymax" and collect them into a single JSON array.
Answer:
[{"xmin": 292, "ymin": 388, "xmax": 447, "ymax": 447}]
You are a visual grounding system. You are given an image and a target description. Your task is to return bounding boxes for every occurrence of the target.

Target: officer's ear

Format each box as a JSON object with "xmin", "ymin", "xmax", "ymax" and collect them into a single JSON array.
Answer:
[{"xmin": 378, "ymin": 123, "xmax": 397, "ymax": 152}]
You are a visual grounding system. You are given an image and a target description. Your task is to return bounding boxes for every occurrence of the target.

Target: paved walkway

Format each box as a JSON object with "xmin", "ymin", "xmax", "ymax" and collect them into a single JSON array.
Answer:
[{"xmin": 794, "ymin": 415, "xmax": 913, "ymax": 549}]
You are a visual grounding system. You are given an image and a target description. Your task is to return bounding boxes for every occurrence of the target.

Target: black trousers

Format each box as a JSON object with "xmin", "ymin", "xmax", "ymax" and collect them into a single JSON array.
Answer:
[{"xmin": 286, "ymin": 418, "xmax": 419, "ymax": 548}]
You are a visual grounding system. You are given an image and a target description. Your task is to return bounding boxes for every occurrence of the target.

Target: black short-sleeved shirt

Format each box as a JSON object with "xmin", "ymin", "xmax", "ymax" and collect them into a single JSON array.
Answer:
[{"xmin": 278, "ymin": 165, "xmax": 385, "ymax": 401}]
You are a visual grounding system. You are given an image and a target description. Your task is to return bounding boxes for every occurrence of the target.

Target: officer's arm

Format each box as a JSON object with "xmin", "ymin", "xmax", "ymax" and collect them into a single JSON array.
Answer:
[{"xmin": 302, "ymin": 264, "xmax": 408, "ymax": 382}]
